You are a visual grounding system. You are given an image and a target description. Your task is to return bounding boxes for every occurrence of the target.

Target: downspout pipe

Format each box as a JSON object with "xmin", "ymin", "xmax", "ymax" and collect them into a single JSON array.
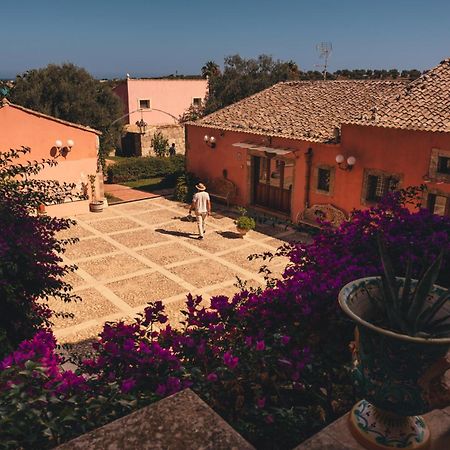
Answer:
[{"xmin": 304, "ymin": 147, "xmax": 313, "ymax": 209}]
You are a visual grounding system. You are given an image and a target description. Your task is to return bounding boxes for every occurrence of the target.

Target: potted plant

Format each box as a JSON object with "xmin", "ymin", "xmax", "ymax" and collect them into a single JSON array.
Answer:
[
  {"xmin": 234, "ymin": 207, "xmax": 256, "ymax": 237},
  {"xmin": 338, "ymin": 236, "xmax": 450, "ymax": 450},
  {"xmin": 88, "ymin": 174, "xmax": 104, "ymax": 213}
]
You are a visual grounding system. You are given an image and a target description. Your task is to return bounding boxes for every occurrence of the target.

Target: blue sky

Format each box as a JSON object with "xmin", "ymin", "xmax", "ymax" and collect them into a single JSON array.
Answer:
[{"xmin": 0, "ymin": 0, "xmax": 449, "ymax": 78}]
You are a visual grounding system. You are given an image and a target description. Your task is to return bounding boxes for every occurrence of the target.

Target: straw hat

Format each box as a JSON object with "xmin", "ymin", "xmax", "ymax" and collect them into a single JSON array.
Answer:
[{"xmin": 195, "ymin": 183, "xmax": 206, "ymax": 191}]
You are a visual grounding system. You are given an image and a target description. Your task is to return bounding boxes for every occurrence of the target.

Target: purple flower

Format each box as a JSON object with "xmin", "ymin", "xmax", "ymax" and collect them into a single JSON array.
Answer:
[
  {"xmin": 155, "ymin": 384, "xmax": 166, "ymax": 396},
  {"xmin": 121, "ymin": 378, "xmax": 137, "ymax": 393},
  {"xmin": 207, "ymin": 372, "xmax": 218, "ymax": 382},
  {"xmin": 257, "ymin": 397, "xmax": 266, "ymax": 408},
  {"xmin": 223, "ymin": 351, "xmax": 239, "ymax": 369},
  {"xmin": 255, "ymin": 340, "xmax": 265, "ymax": 351}
]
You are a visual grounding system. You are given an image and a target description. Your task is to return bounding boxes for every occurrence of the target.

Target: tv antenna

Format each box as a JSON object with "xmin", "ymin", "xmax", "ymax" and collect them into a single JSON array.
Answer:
[{"xmin": 315, "ymin": 42, "xmax": 332, "ymax": 80}]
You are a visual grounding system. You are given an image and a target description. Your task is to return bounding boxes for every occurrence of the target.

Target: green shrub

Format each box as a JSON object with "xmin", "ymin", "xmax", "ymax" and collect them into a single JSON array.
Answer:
[
  {"xmin": 174, "ymin": 172, "xmax": 199, "ymax": 203},
  {"xmin": 151, "ymin": 131, "xmax": 169, "ymax": 157},
  {"xmin": 107, "ymin": 155, "xmax": 185, "ymax": 183},
  {"xmin": 235, "ymin": 208, "xmax": 256, "ymax": 230}
]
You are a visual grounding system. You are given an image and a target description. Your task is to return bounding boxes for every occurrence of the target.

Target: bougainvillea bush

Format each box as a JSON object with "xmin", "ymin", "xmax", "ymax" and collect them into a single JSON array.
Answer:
[
  {"xmin": 1, "ymin": 187, "xmax": 449, "ymax": 449},
  {"xmin": 0, "ymin": 147, "xmax": 81, "ymax": 357}
]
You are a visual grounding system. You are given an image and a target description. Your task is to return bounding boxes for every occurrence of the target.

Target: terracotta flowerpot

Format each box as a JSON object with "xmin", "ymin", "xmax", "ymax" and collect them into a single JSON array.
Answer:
[
  {"xmin": 236, "ymin": 227, "xmax": 249, "ymax": 238},
  {"xmin": 89, "ymin": 200, "xmax": 104, "ymax": 213},
  {"xmin": 338, "ymin": 277, "xmax": 450, "ymax": 449}
]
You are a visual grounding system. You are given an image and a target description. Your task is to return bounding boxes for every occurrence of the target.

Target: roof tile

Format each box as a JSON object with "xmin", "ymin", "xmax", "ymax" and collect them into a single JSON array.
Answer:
[
  {"xmin": 354, "ymin": 58, "xmax": 450, "ymax": 132},
  {"xmin": 194, "ymin": 80, "xmax": 406, "ymax": 142}
]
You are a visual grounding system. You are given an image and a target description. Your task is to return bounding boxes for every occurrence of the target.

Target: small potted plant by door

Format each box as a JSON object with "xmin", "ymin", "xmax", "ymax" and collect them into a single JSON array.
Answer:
[
  {"xmin": 88, "ymin": 174, "xmax": 104, "ymax": 213},
  {"xmin": 338, "ymin": 235, "xmax": 450, "ymax": 450},
  {"xmin": 235, "ymin": 207, "xmax": 256, "ymax": 238}
]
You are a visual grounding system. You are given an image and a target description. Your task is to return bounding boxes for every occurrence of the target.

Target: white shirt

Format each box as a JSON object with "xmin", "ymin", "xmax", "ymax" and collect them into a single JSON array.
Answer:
[{"xmin": 192, "ymin": 191, "xmax": 210, "ymax": 213}]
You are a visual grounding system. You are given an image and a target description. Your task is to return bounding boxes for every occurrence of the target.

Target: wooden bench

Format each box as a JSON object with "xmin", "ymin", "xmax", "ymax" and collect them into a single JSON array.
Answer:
[
  {"xmin": 207, "ymin": 178, "xmax": 237, "ymax": 207},
  {"xmin": 297, "ymin": 204, "xmax": 347, "ymax": 229}
]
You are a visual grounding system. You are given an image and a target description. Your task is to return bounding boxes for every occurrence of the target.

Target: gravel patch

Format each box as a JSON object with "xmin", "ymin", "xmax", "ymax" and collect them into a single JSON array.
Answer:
[
  {"xmin": 131, "ymin": 209, "xmax": 180, "ymax": 225},
  {"xmin": 64, "ymin": 237, "xmax": 119, "ymax": 260},
  {"xmin": 107, "ymin": 273, "xmax": 188, "ymax": 308},
  {"xmin": 110, "ymin": 200, "xmax": 162, "ymax": 214},
  {"xmin": 168, "ymin": 260, "xmax": 239, "ymax": 289},
  {"xmin": 86, "ymin": 217, "xmax": 143, "ymax": 234},
  {"xmin": 49, "ymin": 288, "xmax": 119, "ymax": 329},
  {"xmin": 76, "ymin": 253, "xmax": 151, "ymax": 281},
  {"xmin": 109, "ymin": 228, "xmax": 170, "ymax": 248},
  {"xmin": 139, "ymin": 243, "xmax": 204, "ymax": 266},
  {"xmin": 58, "ymin": 224, "xmax": 95, "ymax": 240}
]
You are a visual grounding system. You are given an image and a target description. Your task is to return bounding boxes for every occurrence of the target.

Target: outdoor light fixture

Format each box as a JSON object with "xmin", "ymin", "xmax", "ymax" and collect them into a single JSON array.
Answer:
[
  {"xmin": 135, "ymin": 108, "xmax": 148, "ymax": 135},
  {"xmin": 53, "ymin": 139, "xmax": 75, "ymax": 157},
  {"xmin": 336, "ymin": 154, "xmax": 356, "ymax": 171},
  {"xmin": 135, "ymin": 118, "xmax": 148, "ymax": 135},
  {"xmin": 204, "ymin": 135, "xmax": 216, "ymax": 148}
]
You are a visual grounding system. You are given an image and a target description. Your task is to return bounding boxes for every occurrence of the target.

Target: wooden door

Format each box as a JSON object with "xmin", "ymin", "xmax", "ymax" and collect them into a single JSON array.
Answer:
[{"xmin": 252, "ymin": 156, "xmax": 292, "ymax": 214}]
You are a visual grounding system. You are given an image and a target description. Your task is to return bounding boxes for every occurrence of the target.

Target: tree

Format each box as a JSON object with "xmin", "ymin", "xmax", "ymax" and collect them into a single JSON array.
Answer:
[
  {"xmin": 179, "ymin": 103, "xmax": 205, "ymax": 123},
  {"xmin": 10, "ymin": 63, "xmax": 123, "ymax": 168},
  {"xmin": 0, "ymin": 147, "xmax": 81, "ymax": 357},
  {"xmin": 204, "ymin": 54, "xmax": 301, "ymax": 114},
  {"xmin": 201, "ymin": 61, "xmax": 221, "ymax": 79}
]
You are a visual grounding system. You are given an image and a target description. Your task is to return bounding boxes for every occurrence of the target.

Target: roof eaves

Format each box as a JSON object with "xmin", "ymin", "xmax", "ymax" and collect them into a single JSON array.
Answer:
[
  {"xmin": 0, "ymin": 99, "xmax": 102, "ymax": 135},
  {"xmin": 186, "ymin": 121, "xmax": 329, "ymax": 143}
]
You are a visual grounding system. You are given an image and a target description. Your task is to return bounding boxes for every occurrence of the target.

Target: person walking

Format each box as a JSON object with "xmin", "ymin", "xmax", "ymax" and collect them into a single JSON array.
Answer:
[
  {"xmin": 189, "ymin": 183, "xmax": 211, "ymax": 239},
  {"xmin": 169, "ymin": 143, "xmax": 176, "ymax": 157}
]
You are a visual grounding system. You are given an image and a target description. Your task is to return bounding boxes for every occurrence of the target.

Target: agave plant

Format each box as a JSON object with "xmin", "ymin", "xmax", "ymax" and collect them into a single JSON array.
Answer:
[{"xmin": 372, "ymin": 235, "xmax": 450, "ymax": 338}]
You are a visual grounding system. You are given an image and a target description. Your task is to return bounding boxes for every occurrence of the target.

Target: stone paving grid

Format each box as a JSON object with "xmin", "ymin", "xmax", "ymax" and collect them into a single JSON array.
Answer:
[{"xmin": 55, "ymin": 197, "xmax": 309, "ymax": 344}]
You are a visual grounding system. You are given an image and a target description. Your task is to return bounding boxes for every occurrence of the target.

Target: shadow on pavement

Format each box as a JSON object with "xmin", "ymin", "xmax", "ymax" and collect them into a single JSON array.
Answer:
[
  {"xmin": 217, "ymin": 231, "xmax": 243, "ymax": 240},
  {"xmin": 155, "ymin": 228, "xmax": 197, "ymax": 239}
]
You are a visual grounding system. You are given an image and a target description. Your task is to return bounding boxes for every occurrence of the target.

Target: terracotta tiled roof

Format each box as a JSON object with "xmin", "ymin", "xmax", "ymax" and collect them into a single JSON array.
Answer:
[
  {"xmin": 355, "ymin": 58, "xmax": 450, "ymax": 132},
  {"xmin": 0, "ymin": 99, "xmax": 102, "ymax": 135},
  {"xmin": 192, "ymin": 80, "xmax": 406, "ymax": 142}
]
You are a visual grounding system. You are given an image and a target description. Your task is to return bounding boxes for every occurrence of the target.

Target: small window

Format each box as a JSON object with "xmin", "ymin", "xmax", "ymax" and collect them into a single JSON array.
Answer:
[
  {"xmin": 139, "ymin": 99, "xmax": 151, "ymax": 109},
  {"xmin": 192, "ymin": 97, "xmax": 202, "ymax": 106},
  {"xmin": 428, "ymin": 194, "xmax": 448, "ymax": 216},
  {"xmin": 366, "ymin": 173, "xmax": 398, "ymax": 202},
  {"xmin": 437, "ymin": 156, "xmax": 450, "ymax": 174},
  {"xmin": 317, "ymin": 168, "xmax": 331, "ymax": 192}
]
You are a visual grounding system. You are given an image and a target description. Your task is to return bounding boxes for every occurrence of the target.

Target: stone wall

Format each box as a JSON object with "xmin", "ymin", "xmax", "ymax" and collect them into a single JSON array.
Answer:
[{"xmin": 121, "ymin": 124, "xmax": 185, "ymax": 157}]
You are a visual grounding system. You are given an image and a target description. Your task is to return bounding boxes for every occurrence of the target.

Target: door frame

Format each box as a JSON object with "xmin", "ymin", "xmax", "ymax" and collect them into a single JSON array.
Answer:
[{"xmin": 247, "ymin": 149, "xmax": 296, "ymax": 215}]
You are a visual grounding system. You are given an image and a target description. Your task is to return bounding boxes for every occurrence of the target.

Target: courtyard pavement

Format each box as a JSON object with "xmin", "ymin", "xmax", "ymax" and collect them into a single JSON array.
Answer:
[{"xmin": 53, "ymin": 197, "xmax": 309, "ymax": 345}]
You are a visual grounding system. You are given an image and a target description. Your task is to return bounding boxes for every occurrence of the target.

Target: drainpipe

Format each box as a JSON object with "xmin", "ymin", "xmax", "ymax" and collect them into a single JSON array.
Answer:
[{"xmin": 304, "ymin": 147, "xmax": 313, "ymax": 209}]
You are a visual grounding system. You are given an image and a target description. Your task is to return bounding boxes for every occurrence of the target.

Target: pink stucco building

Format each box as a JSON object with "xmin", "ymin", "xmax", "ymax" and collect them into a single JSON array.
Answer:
[
  {"xmin": 113, "ymin": 78, "xmax": 208, "ymax": 126},
  {"xmin": 0, "ymin": 99, "xmax": 101, "ymax": 216}
]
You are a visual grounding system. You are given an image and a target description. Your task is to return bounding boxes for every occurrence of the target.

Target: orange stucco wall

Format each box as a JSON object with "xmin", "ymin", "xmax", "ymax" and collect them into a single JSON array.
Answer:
[
  {"xmin": 341, "ymin": 124, "xmax": 450, "ymax": 199},
  {"xmin": 0, "ymin": 104, "xmax": 99, "ymax": 215},
  {"xmin": 186, "ymin": 125, "xmax": 314, "ymax": 220},
  {"xmin": 114, "ymin": 79, "xmax": 208, "ymax": 125},
  {"xmin": 186, "ymin": 123, "xmax": 450, "ymax": 222}
]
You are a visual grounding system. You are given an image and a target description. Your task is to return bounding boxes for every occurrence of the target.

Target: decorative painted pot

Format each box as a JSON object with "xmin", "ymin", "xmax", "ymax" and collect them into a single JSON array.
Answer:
[
  {"xmin": 339, "ymin": 277, "xmax": 450, "ymax": 449},
  {"xmin": 89, "ymin": 200, "xmax": 104, "ymax": 213},
  {"xmin": 236, "ymin": 227, "xmax": 249, "ymax": 238}
]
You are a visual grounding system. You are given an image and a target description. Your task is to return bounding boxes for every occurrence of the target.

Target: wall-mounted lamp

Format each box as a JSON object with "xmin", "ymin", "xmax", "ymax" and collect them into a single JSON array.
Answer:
[
  {"xmin": 336, "ymin": 154, "xmax": 356, "ymax": 171},
  {"xmin": 52, "ymin": 139, "xmax": 74, "ymax": 158},
  {"xmin": 204, "ymin": 135, "xmax": 216, "ymax": 148},
  {"xmin": 135, "ymin": 119, "xmax": 148, "ymax": 135}
]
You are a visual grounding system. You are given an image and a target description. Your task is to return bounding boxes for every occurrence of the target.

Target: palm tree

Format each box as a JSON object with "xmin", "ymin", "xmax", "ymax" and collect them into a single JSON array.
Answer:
[{"xmin": 201, "ymin": 61, "xmax": 221, "ymax": 79}]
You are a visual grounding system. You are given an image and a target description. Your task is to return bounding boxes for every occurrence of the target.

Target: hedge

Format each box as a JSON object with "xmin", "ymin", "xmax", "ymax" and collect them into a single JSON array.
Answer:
[{"xmin": 107, "ymin": 155, "xmax": 185, "ymax": 183}]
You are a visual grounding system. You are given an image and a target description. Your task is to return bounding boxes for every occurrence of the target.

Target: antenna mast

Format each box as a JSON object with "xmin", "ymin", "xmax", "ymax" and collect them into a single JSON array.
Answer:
[{"xmin": 316, "ymin": 42, "xmax": 332, "ymax": 80}]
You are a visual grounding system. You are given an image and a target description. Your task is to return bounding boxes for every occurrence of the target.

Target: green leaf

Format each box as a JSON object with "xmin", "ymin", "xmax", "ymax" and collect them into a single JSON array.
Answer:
[
  {"xmin": 416, "ymin": 290, "xmax": 450, "ymax": 330},
  {"xmin": 378, "ymin": 235, "xmax": 400, "ymax": 314},
  {"xmin": 408, "ymin": 250, "xmax": 444, "ymax": 327},
  {"xmin": 400, "ymin": 258, "xmax": 413, "ymax": 313}
]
